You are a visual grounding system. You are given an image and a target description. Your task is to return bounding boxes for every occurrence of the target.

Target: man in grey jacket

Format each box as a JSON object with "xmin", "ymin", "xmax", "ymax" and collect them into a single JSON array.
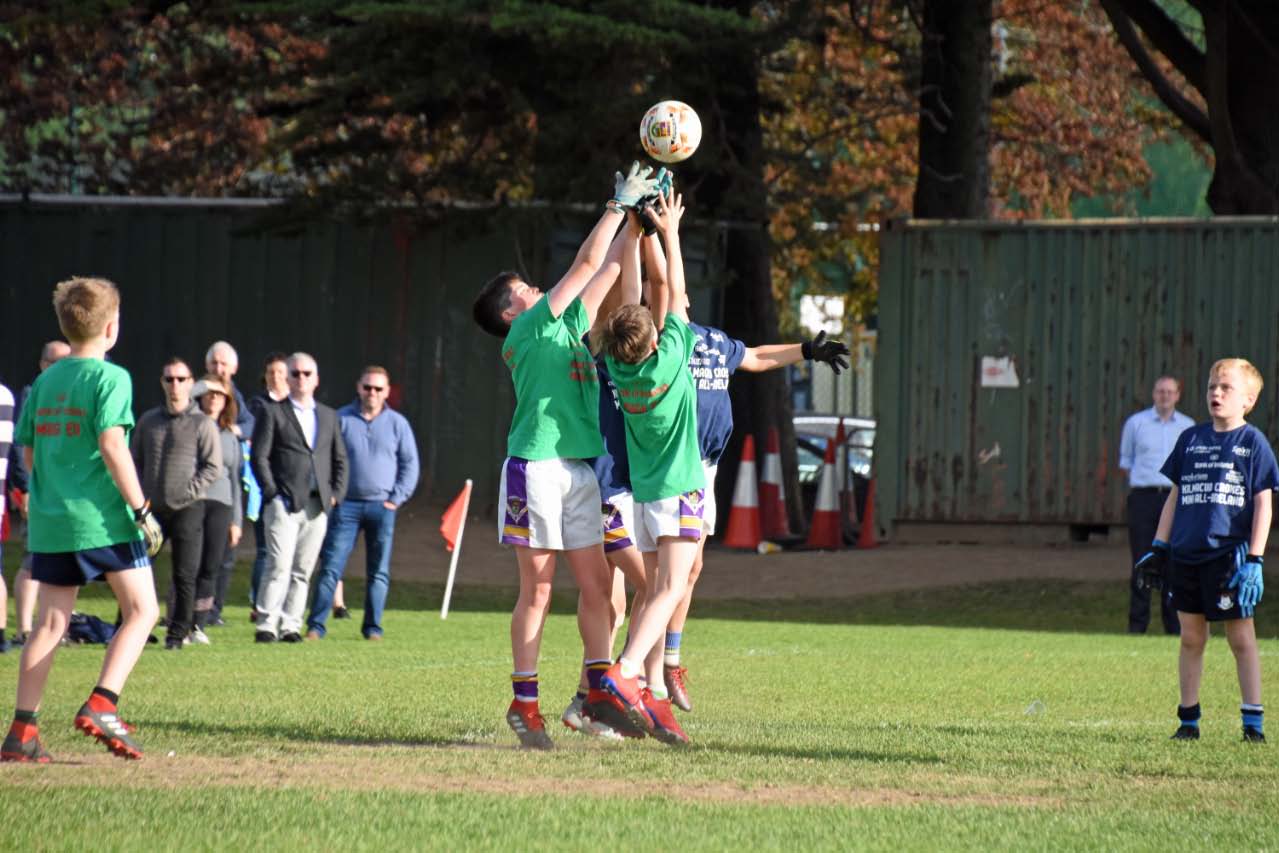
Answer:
[{"xmin": 131, "ymin": 357, "xmax": 221, "ymax": 650}]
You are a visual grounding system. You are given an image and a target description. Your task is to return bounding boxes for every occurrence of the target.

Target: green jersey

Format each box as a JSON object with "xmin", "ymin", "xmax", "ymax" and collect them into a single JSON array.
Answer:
[
  {"xmin": 503, "ymin": 297, "xmax": 605, "ymax": 461},
  {"xmin": 14, "ymin": 357, "xmax": 142, "ymax": 552},
  {"xmin": 606, "ymin": 313, "xmax": 705, "ymax": 503}
]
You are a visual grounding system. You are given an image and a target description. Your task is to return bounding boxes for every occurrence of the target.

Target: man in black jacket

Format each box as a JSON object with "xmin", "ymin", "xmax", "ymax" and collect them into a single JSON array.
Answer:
[{"xmin": 250, "ymin": 352, "xmax": 348, "ymax": 643}]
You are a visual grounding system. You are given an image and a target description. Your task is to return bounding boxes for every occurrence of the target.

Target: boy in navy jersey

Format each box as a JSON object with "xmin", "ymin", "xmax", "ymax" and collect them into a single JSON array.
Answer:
[{"xmin": 1137, "ymin": 358, "xmax": 1275, "ymax": 742}]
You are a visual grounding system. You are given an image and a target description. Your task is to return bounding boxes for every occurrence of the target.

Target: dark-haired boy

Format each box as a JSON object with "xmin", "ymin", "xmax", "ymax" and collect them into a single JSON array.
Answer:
[{"xmin": 472, "ymin": 163, "xmax": 657, "ymax": 749}]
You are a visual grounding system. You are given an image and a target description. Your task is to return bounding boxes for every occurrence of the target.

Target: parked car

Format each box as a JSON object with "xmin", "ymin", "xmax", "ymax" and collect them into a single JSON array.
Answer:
[{"xmin": 793, "ymin": 414, "xmax": 875, "ymax": 531}]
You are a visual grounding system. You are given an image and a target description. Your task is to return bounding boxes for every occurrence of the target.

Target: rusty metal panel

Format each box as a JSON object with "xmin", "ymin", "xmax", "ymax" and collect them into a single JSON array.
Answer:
[{"xmin": 875, "ymin": 218, "xmax": 1279, "ymax": 530}]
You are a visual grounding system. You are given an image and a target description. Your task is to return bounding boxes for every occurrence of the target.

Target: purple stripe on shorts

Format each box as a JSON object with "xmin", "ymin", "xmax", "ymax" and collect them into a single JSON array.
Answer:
[
  {"xmin": 501, "ymin": 458, "xmax": 532, "ymax": 546},
  {"xmin": 602, "ymin": 502, "xmax": 634, "ymax": 553},
  {"xmin": 678, "ymin": 489, "xmax": 705, "ymax": 540}
]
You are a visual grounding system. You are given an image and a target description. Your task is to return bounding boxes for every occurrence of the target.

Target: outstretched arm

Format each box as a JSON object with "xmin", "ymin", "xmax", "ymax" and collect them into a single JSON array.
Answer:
[
  {"xmin": 579, "ymin": 219, "xmax": 642, "ymax": 328},
  {"xmin": 739, "ymin": 344, "xmax": 805, "ymax": 372},
  {"xmin": 547, "ymin": 207, "xmax": 625, "ymax": 318},
  {"xmin": 647, "ymin": 190, "xmax": 686, "ymax": 323},
  {"xmin": 548, "ymin": 163, "xmax": 658, "ymax": 318},
  {"xmin": 641, "ymin": 233, "xmax": 668, "ymax": 329}
]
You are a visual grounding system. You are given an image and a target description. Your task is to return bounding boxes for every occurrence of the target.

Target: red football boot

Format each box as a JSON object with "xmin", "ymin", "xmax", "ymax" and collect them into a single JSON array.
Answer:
[
  {"xmin": 664, "ymin": 664, "xmax": 692, "ymax": 712},
  {"xmin": 505, "ymin": 699, "xmax": 553, "ymax": 750},
  {"xmin": 641, "ymin": 689, "xmax": 689, "ymax": 747},
  {"xmin": 74, "ymin": 696, "xmax": 143, "ymax": 761},
  {"xmin": 1, "ymin": 721, "xmax": 51, "ymax": 763}
]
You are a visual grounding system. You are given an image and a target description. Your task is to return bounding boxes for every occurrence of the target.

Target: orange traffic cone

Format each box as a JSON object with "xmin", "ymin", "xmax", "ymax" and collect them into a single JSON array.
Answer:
[
  {"xmin": 722, "ymin": 434, "xmax": 762, "ymax": 549},
  {"xmin": 806, "ymin": 437, "xmax": 842, "ymax": 550},
  {"xmin": 759, "ymin": 426, "xmax": 789, "ymax": 539},
  {"xmin": 857, "ymin": 477, "xmax": 879, "ymax": 549}
]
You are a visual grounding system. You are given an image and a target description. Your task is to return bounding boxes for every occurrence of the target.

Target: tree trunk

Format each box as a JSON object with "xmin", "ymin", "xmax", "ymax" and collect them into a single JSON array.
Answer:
[
  {"xmin": 1202, "ymin": 2, "xmax": 1279, "ymax": 214},
  {"xmin": 697, "ymin": 1, "xmax": 804, "ymax": 536},
  {"xmin": 913, "ymin": 0, "xmax": 993, "ymax": 218}
]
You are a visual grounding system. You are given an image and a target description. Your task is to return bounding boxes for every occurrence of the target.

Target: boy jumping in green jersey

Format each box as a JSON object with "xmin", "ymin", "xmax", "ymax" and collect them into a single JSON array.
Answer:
[
  {"xmin": 1, "ymin": 278, "xmax": 163, "ymax": 762},
  {"xmin": 596, "ymin": 188, "xmax": 702, "ymax": 746}
]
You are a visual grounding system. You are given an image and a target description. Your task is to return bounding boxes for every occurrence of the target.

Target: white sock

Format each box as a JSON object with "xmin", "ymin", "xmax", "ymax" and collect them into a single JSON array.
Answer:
[{"xmin": 619, "ymin": 657, "xmax": 642, "ymax": 679}]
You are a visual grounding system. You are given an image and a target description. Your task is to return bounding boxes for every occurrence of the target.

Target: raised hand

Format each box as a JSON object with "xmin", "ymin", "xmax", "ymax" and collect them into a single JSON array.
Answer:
[{"xmin": 803, "ymin": 331, "xmax": 851, "ymax": 375}]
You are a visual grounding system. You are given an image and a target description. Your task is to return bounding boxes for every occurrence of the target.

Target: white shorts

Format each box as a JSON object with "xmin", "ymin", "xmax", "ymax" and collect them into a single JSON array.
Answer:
[
  {"xmin": 635, "ymin": 489, "xmax": 706, "ymax": 553},
  {"xmin": 602, "ymin": 491, "xmax": 637, "ymax": 554},
  {"xmin": 498, "ymin": 457, "xmax": 603, "ymax": 551},
  {"xmin": 701, "ymin": 460, "xmax": 719, "ymax": 533}
]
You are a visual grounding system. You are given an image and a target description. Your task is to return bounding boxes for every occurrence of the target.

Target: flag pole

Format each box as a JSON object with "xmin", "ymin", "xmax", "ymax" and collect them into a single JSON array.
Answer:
[{"xmin": 440, "ymin": 479, "xmax": 472, "ymax": 620}]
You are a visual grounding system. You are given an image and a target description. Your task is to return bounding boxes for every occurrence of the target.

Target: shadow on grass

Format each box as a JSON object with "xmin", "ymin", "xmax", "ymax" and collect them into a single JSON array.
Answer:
[
  {"xmin": 705, "ymin": 741, "xmax": 944, "ymax": 765},
  {"xmin": 138, "ymin": 717, "xmax": 498, "ymax": 751}
]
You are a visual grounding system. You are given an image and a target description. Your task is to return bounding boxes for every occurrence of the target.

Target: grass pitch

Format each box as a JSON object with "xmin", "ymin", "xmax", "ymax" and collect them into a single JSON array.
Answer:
[{"xmin": 1, "ymin": 555, "xmax": 1277, "ymax": 851}]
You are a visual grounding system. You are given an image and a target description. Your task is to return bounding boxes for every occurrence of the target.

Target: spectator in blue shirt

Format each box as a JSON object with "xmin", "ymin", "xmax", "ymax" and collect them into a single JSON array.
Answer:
[
  {"xmin": 1119, "ymin": 375, "xmax": 1194, "ymax": 634},
  {"xmin": 306, "ymin": 366, "xmax": 420, "ymax": 641}
]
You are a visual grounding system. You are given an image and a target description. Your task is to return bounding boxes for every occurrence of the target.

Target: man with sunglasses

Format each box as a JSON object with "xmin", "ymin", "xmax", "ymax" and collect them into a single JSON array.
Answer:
[
  {"xmin": 250, "ymin": 352, "xmax": 348, "ymax": 643},
  {"xmin": 131, "ymin": 357, "xmax": 222, "ymax": 650},
  {"xmin": 305, "ymin": 366, "xmax": 419, "ymax": 642}
]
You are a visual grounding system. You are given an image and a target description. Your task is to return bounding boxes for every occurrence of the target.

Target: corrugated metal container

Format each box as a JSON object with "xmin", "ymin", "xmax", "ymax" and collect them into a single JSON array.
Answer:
[
  {"xmin": 0, "ymin": 197, "xmax": 720, "ymax": 510},
  {"xmin": 875, "ymin": 217, "xmax": 1279, "ymax": 536}
]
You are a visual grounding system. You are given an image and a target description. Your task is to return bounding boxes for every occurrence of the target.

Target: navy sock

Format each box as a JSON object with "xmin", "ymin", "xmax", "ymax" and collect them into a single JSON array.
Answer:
[
  {"xmin": 13, "ymin": 709, "xmax": 37, "ymax": 725},
  {"xmin": 1177, "ymin": 703, "xmax": 1201, "ymax": 729},
  {"xmin": 1242, "ymin": 704, "xmax": 1264, "ymax": 732}
]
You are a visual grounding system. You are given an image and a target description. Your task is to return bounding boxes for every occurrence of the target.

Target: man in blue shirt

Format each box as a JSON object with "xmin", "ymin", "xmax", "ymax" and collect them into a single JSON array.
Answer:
[
  {"xmin": 1118, "ymin": 376, "xmax": 1194, "ymax": 634},
  {"xmin": 306, "ymin": 366, "xmax": 420, "ymax": 641}
]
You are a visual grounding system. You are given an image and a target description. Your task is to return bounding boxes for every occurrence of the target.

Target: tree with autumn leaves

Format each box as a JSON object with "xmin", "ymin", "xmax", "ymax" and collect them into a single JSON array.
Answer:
[{"xmin": 0, "ymin": 1, "xmax": 1245, "ymax": 527}]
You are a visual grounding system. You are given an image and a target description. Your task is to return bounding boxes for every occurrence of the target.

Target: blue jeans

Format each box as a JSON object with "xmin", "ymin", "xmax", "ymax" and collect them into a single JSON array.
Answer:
[{"xmin": 306, "ymin": 500, "xmax": 397, "ymax": 638}]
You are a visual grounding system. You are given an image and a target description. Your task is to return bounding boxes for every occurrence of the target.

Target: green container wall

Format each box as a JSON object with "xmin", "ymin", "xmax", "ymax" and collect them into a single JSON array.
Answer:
[
  {"xmin": 0, "ymin": 198, "xmax": 720, "ymax": 512},
  {"xmin": 875, "ymin": 218, "xmax": 1279, "ymax": 530}
]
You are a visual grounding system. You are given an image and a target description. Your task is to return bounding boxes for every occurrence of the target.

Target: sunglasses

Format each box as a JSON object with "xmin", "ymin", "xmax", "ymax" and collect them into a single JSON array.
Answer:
[
  {"xmin": 362, "ymin": 384, "xmax": 387, "ymax": 393},
  {"xmin": 162, "ymin": 376, "xmax": 192, "ymax": 384},
  {"xmin": 290, "ymin": 370, "xmax": 314, "ymax": 378}
]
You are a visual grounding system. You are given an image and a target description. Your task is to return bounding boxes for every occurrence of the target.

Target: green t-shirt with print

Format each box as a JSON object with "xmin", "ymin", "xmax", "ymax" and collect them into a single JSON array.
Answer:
[
  {"xmin": 14, "ymin": 357, "xmax": 142, "ymax": 553},
  {"xmin": 503, "ymin": 297, "xmax": 605, "ymax": 461},
  {"xmin": 605, "ymin": 312, "xmax": 705, "ymax": 503}
]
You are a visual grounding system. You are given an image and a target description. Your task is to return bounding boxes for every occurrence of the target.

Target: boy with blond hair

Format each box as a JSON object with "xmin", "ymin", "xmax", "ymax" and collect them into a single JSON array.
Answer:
[
  {"xmin": 596, "ymin": 189, "xmax": 702, "ymax": 745},
  {"xmin": 1136, "ymin": 358, "xmax": 1276, "ymax": 742},
  {"xmin": 1, "ymin": 278, "xmax": 163, "ymax": 762}
]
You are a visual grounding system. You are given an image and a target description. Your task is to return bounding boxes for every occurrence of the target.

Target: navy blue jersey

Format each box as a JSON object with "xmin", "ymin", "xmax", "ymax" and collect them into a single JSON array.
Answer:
[
  {"xmin": 591, "ymin": 346, "xmax": 631, "ymax": 499},
  {"xmin": 687, "ymin": 322, "xmax": 747, "ymax": 464},
  {"xmin": 1161, "ymin": 422, "xmax": 1279, "ymax": 564}
]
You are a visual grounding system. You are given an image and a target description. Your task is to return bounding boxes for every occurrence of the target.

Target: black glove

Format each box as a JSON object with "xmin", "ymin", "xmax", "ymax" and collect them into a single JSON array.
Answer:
[
  {"xmin": 802, "ymin": 331, "xmax": 851, "ymax": 375},
  {"xmin": 1134, "ymin": 539, "xmax": 1169, "ymax": 591},
  {"xmin": 634, "ymin": 198, "xmax": 660, "ymax": 236}
]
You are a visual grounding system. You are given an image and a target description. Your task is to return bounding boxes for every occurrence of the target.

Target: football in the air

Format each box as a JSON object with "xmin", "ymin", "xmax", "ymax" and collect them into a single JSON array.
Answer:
[{"xmin": 639, "ymin": 100, "xmax": 702, "ymax": 164}]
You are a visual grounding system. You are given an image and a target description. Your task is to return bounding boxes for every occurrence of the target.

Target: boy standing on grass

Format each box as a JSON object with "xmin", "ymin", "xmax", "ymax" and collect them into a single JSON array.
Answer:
[
  {"xmin": 596, "ymin": 188, "xmax": 702, "ymax": 746},
  {"xmin": 1136, "ymin": 358, "xmax": 1275, "ymax": 742},
  {"xmin": 0, "ymin": 278, "xmax": 163, "ymax": 763},
  {"xmin": 472, "ymin": 164, "xmax": 657, "ymax": 749}
]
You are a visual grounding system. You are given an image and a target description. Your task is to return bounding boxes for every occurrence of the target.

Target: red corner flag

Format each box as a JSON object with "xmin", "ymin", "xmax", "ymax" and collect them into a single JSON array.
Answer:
[
  {"xmin": 440, "ymin": 479, "xmax": 473, "ymax": 620},
  {"xmin": 441, "ymin": 481, "xmax": 473, "ymax": 552}
]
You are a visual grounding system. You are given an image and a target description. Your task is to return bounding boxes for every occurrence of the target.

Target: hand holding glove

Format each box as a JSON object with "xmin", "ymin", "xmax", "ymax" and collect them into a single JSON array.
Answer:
[
  {"xmin": 612, "ymin": 161, "xmax": 658, "ymax": 208},
  {"xmin": 1229, "ymin": 554, "xmax": 1264, "ymax": 618},
  {"xmin": 1134, "ymin": 539, "xmax": 1169, "ymax": 591},
  {"xmin": 133, "ymin": 501, "xmax": 165, "ymax": 559},
  {"xmin": 802, "ymin": 331, "xmax": 851, "ymax": 374}
]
